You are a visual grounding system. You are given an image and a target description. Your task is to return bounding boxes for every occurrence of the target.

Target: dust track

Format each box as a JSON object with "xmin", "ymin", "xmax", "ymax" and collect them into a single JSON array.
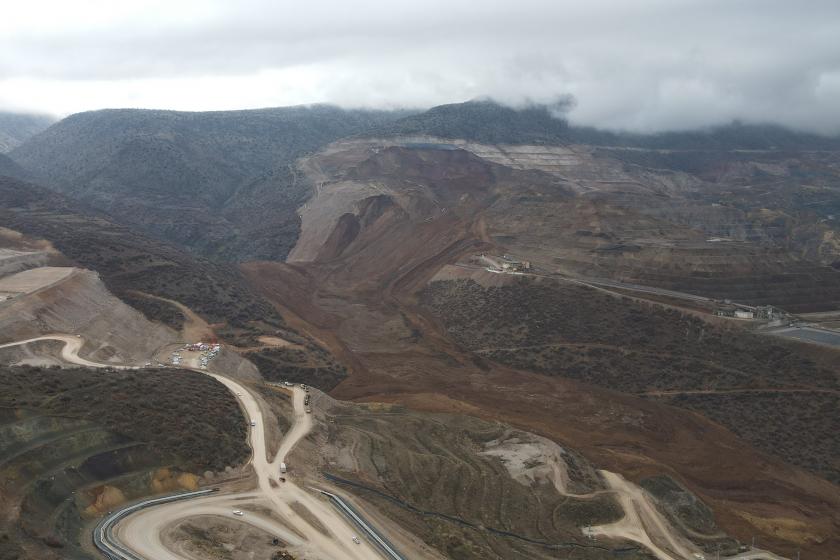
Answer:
[
  {"xmin": 1, "ymin": 333, "xmax": 392, "ymax": 559},
  {"xmin": 0, "ymin": 334, "xmax": 137, "ymax": 369},
  {"xmin": 114, "ymin": 366, "xmax": 387, "ymax": 560}
]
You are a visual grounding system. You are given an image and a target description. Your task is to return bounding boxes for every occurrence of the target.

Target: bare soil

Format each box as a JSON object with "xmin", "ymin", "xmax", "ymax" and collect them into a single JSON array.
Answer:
[
  {"xmin": 166, "ymin": 516, "xmax": 290, "ymax": 560},
  {"xmin": 242, "ymin": 144, "xmax": 840, "ymax": 560}
]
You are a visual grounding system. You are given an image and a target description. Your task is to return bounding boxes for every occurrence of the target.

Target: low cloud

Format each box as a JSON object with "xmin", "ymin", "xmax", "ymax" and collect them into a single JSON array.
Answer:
[{"xmin": 2, "ymin": 0, "xmax": 840, "ymax": 133}]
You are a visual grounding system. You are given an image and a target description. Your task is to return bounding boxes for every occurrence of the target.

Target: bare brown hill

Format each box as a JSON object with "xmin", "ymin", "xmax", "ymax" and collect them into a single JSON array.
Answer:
[{"xmin": 243, "ymin": 143, "xmax": 840, "ymax": 559}]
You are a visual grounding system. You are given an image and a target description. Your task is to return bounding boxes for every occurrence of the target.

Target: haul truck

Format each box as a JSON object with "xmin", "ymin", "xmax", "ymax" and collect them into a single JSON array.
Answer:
[{"xmin": 280, "ymin": 462, "xmax": 287, "ymax": 474}]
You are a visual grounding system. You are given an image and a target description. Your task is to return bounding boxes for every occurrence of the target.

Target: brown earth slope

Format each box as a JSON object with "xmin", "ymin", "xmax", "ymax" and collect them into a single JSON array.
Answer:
[
  {"xmin": 420, "ymin": 275, "xmax": 840, "ymax": 484},
  {"xmin": 243, "ymin": 143, "xmax": 840, "ymax": 559}
]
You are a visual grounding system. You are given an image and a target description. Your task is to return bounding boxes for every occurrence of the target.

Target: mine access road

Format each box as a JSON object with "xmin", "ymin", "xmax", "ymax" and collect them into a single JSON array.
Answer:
[
  {"xmin": 2, "ymin": 334, "xmax": 397, "ymax": 559},
  {"xmin": 108, "ymin": 364, "xmax": 392, "ymax": 559}
]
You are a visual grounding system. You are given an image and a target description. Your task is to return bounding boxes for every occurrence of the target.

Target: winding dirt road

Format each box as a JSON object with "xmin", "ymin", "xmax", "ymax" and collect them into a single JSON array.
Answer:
[
  {"xmin": 114, "ymin": 367, "xmax": 385, "ymax": 560},
  {"xmin": 0, "ymin": 333, "xmax": 789, "ymax": 560},
  {"xmin": 590, "ymin": 471, "xmax": 700, "ymax": 560},
  {"xmin": 0, "ymin": 334, "xmax": 137, "ymax": 369},
  {"xmin": 1, "ymin": 334, "xmax": 386, "ymax": 559}
]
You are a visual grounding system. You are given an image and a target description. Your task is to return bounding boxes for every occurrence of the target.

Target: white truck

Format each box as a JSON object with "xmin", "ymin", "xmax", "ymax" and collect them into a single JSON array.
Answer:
[{"xmin": 280, "ymin": 462, "xmax": 287, "ymax": 474}]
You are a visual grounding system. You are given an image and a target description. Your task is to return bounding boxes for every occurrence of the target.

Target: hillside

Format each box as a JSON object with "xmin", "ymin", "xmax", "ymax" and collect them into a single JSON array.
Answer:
[
  {"xmin": 9, "ymin": 105, "xmax": 410, "ymax": 261},
  {"xmin": 242, "ymin": 138, "xmax": 840, "ymax": 559},
  {"xmin": 4, "ymin": 101, "xmax": 840, "ymax": 559},
  {"xmin": 420, "ymin": 276, "xmax": 840, "ymax": 483},
  {"xmin": 0, "ymin": 364, "xmax": 247, "ymax": 560},
  {"xmin": 0, "ymin": 153, "xmax": 31, "ymax": 181},
  {"xmin": 0, "ymin": 267, "xmax": 177, "ymax": 365},
  {"xmin": 0, "ymin": 112, "xmax": 54, "ymax": 153},
  {"xmin": 0, "ymin": 176, "xmax": 348, "ymax": 389},
  {"xmin": 313, "ymin": 398, "xmax": 740, "ymax": 560},
  {"xmin": 0, "ymin": 176, "xmax": 284, "ymax": 339}
]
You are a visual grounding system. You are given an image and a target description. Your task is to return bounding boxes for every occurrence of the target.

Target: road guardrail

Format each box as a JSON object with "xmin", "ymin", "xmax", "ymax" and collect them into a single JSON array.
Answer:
[{"xmin": 93, "ymin": 488, "xmax": 218, "ymax": 560}]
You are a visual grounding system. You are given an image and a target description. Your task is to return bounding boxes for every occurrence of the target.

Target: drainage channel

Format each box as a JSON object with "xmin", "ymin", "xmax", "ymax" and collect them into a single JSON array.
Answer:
[{"xmin": 320, "ymin": 489, "xmax": 405, "ymax": 560}]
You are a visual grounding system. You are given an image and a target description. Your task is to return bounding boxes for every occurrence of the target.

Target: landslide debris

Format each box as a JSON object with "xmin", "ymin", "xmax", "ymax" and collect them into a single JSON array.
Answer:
[{"xmin": 248, "ymin": 140, "xmax": 840, "ymax": 559}]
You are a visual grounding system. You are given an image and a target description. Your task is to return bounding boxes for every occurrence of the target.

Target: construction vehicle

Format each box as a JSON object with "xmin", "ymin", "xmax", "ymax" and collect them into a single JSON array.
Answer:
[{"xmin": 280, "ymin": 462, "xmax": 287, "ymax": 474}]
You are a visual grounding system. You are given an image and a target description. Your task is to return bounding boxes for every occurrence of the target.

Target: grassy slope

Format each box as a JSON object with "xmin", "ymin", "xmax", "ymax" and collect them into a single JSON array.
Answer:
[{"xmin": 0, "ymin": 366, "xmax": 248, "ymax": 470}]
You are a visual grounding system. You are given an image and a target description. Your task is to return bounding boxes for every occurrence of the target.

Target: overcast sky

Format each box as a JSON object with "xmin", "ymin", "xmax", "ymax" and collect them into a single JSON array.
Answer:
[{"xmin": 2, "ymin": 0, "xmax": 840, "ymax": 133}]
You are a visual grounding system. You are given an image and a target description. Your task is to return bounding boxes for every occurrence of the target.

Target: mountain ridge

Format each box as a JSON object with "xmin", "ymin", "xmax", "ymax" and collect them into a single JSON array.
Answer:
[
  {"xmin": 9, "ymin": 104, "xmax": 413, "ymax": 261},
  {"xmin": 371, "ymin": 99, "xmax": 840, "ymax": 150},
  {"xmin": 0, "ymin": 111, "xmax": 55, "ymax": 153}
]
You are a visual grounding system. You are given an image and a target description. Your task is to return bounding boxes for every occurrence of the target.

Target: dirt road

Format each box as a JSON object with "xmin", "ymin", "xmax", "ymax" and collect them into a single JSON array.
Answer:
[
  {"xmin": 115, "ymin": 371, "xmax": 385, "ymax": 560},
  {"xmin": 589, "ymin": 471, "xmax": 700, "ymax": 560},
  {"xmin": 127, "ymin": 291, "xmax": 215, "ymax": 342},
  {"xmin": 0, "ymin": 334, "xmax": 137, "ymax": 369},
  {"xmin": 0, "ymin": 333, "xmax": 388, "ymax": 558},
  {"xmin": 587, "ymin": 472, "xmax": 791, "ymax": 560}
]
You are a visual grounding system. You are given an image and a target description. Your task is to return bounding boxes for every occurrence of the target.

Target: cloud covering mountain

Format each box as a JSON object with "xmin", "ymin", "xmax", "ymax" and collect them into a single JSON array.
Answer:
[{"xmin": 2, "ymin": 0, "xmax": 840, "ymax": 133}]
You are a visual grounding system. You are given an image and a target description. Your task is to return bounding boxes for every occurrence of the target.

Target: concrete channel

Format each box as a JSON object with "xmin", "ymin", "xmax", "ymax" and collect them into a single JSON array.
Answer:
[
  {"xmin": 320, "ymin": 490, "xmax": 406, "ymax": 560},
  {"xmin": 767, "ymin": 325, "xmax": 840, "ymax": 347}
]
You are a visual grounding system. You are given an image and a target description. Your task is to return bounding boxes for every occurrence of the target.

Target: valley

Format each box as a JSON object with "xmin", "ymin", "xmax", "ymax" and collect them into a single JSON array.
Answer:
[
  {"xmin": 0, "ymin": 101, "xmax": 838, "ymax": 560},
  {"xmin": 244, "ymin": 133, "xmax": 840, "ymax": 559}
]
